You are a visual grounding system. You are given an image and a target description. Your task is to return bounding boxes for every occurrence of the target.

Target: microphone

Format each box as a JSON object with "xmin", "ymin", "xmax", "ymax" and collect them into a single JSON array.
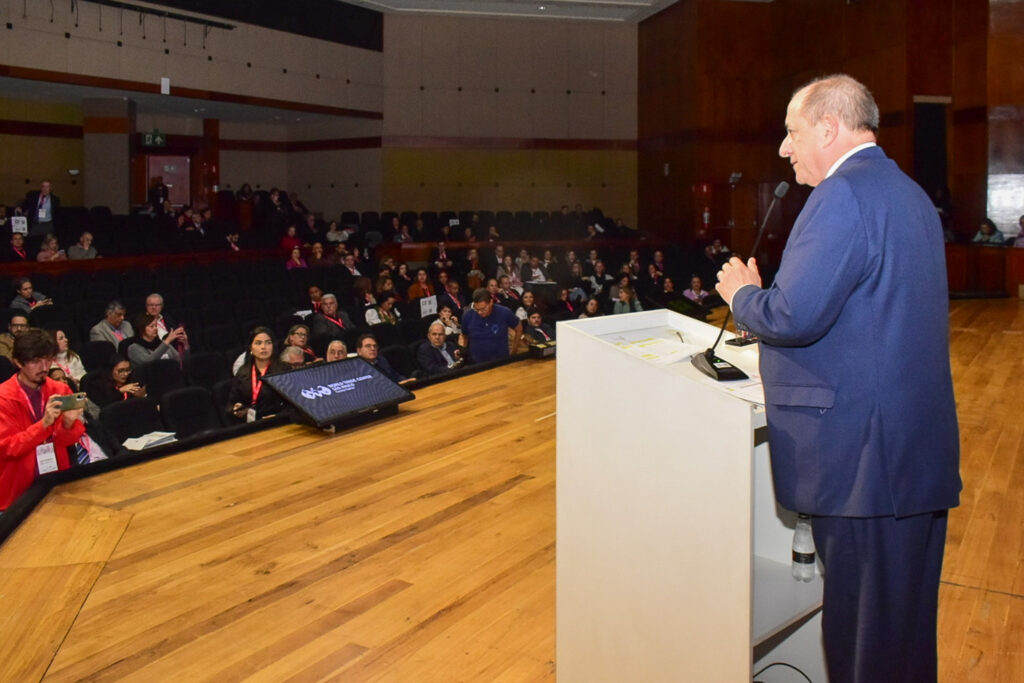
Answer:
[{"xmin": 690, "ymin": 181, "xmax": 789, "ymax": 381}]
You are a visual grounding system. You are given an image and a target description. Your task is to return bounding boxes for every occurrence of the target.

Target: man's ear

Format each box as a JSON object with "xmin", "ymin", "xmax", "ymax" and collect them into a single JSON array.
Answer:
[{"xmin": 819, "ymin": 114, "xmax": 840, "ymax": 147}]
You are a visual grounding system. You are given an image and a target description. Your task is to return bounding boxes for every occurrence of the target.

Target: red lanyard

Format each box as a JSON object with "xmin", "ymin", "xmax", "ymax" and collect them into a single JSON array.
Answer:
[
  {"xmin": 251, "ymin": 364, "xmax": 263, "ymax": 405},
  {"xmin": 324, "ymin": 315, "xmax": 345, "ymax": 330}
]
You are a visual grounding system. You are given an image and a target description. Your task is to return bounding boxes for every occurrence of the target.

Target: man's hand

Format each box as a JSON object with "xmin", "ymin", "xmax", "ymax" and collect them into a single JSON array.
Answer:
[
  {"xmin": 716, "ymin": 256, "xmax": 763, "ymax": 306},
  {"xmin": 62, "ymin": 406, "xmax": 85, "ymax": 428},
  {"xmin": 41, "ymin": 396, "xmax": 63, "ymax": 428}
]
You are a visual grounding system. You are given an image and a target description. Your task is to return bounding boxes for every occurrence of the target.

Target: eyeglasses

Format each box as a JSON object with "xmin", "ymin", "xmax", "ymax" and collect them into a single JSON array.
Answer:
[{"xmin": 10, "ymin": 322, "xmax": 29, "ymax": 329}]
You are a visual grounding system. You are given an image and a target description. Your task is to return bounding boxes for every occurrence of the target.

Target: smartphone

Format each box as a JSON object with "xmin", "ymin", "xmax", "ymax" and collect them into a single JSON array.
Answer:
[{"xmin": 58, "ymin": 392, "xmax": 87, "ymax": 411}]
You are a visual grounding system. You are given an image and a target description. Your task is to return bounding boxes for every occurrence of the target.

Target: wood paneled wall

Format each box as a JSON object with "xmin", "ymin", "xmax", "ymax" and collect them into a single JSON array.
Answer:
[{"xmin": 637, "ymin": 0, "xmax": 996, "ymax": 243}]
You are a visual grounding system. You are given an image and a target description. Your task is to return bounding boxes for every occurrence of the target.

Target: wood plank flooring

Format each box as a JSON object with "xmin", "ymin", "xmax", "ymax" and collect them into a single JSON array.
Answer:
[{"xmin": 0, "ymin": 298, "xmax": 1021, "ymax": 681}]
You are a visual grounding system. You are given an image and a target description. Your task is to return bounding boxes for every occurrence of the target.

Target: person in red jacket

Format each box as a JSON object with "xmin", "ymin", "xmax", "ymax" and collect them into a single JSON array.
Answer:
[{"xmin": 0, "ymin": 328, "xmax": 85, "ymax": 510}]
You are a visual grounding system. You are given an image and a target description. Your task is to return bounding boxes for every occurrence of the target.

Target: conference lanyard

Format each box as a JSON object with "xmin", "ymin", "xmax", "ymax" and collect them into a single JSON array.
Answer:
[{"xmin": 251, "ymin": 364, "xmax": 263, "ymax": 405}]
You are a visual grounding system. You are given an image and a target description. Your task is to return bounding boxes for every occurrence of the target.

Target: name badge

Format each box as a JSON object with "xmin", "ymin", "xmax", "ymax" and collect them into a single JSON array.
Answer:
[
  {"xmin": 36, "ymin": 443, "xmax": 58, "ymax": 474},
  {"xmin": 38, "ymin": 209, "xmax": 48, "ymax": 220},
  {"xmin": 246, "ymin": 407, "xmax": 257, "ymax": 423}
]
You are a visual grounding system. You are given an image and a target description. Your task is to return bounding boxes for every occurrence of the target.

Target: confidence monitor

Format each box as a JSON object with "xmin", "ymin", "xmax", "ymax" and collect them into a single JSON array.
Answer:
[{"xmin": 263, "ymin": 358, "xmax": 414, "ymax": 428}]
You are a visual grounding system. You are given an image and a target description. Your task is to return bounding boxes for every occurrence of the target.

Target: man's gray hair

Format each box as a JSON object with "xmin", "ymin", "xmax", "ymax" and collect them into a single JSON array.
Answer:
[
  {"xmin": 796, "ymin": 74, "xmax": 879, "ymax": 134},
  {"xmin": 321, "ymin": 293, "xmax": 337, "ymax": 303},
  {"xmin": 280, "ymin": 345, "xmax": 304, "ymax": 362},
  {"xmin": 106, "ymin": 300, "xmax": 126, "ymax": 313},
  {"xmin": 428, "ymin": 320, "xmax": 446, "ymax": 334}
]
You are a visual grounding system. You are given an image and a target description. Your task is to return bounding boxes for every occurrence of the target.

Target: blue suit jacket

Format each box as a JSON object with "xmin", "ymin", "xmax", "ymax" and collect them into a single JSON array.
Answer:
[{"xmin": 733, "ymin": 146, "xmax": 960, "ymax": 517}]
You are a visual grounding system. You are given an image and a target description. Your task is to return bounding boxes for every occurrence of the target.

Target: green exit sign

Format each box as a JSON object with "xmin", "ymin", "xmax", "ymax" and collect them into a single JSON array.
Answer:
[{"xmin": 143, "ymin": 129, "xmax": 166, "ymax": 147}]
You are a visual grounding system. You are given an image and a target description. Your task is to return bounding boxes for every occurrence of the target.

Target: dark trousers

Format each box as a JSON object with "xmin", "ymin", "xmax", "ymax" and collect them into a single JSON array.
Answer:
[{"xmin": 812, "ymin": 510, "xmax": 948, "ymax": 683}]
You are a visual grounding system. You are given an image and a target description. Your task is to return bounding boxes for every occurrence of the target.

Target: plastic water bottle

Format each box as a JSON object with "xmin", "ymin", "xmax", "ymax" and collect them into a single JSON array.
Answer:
[{"xmin": 791, "ymin": 513, "xmax": 815, "ymax": 582}]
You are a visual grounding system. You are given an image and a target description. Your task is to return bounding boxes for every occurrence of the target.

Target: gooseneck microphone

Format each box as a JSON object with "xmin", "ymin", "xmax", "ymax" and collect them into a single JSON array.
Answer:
[{"xmin": 690, "ymin": 181, "xmax": 789, "ymax": 381}]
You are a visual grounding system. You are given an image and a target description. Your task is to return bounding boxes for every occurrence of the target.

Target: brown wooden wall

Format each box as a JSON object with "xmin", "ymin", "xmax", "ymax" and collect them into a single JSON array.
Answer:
[{"xmin": 638, "ymin": 0, "xmax": 998, "ymax": 245}]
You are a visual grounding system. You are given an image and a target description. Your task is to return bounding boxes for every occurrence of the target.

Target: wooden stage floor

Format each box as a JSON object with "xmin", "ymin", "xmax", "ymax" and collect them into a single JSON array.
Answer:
[{"xmin": 0, "ymin": 297, "xmax": 1022, "ymax": 681}]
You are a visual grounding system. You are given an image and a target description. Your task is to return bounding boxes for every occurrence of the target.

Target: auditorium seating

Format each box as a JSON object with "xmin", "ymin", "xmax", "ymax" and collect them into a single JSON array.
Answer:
[{"xmin": 3, "ymin": 196, "xmax": 718, "ymax": 483}]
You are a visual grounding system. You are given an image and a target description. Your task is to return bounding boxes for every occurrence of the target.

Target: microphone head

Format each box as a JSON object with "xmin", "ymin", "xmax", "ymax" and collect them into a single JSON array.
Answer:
[{"xmin": 774, "ymin": 181, "xmax": 790, "ymax": 199}]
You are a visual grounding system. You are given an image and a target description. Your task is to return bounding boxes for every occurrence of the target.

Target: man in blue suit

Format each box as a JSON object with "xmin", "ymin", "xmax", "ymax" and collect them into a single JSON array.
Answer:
[{"xmin": 717, "ymin": 75, "xmax": 960, "ymax": 683}]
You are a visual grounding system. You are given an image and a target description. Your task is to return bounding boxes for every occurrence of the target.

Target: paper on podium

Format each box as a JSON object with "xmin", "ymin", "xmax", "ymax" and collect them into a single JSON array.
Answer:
[{"xmin": 598, "ymin": 328, "xmax": 704, "ymax": 366}]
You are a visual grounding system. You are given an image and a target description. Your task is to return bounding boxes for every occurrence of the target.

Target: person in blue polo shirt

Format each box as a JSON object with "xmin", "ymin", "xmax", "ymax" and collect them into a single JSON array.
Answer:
[{"xmin": 459, "ymin": 288, "xmax": 522, "ymax": 364}]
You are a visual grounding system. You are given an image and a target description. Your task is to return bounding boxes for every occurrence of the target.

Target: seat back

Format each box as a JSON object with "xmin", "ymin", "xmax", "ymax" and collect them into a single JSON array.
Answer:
[
  {"xmin": 160, "ymin": 386, "xmax": 221, "ymax": 439},
  {"xmin": 137, "ymin": 358, "xmax": 186, "ymax": 401},
  {"xmin": 99, "ymin": 396, "xmax": 163, "ymax": 444}
]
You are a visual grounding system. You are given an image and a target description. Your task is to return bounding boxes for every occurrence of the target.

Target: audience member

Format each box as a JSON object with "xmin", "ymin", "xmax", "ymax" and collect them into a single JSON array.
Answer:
[
  {"xmin": 587, "ymin": 260, "xmax": 613, "ymax": 299},
  {"xmin": 437, "ymin": 304, "xmax": 461, "ymax": 338},
  {"xmin": 125, "ymin": 314, "xmax": 189, "ymax": 368},
  {"xmin": 460, "ymin": 288, "xmax": 522, "ymax": 364},
  {"xmin": 566, "ymin": 262, "xmax": 592, "ymax": 303},
  {"xmin": 579, "ymin": 298, "xmax": 603, "ymax": 319},
  {"xmin": 624, "ymin": 249, "xmax": 642, "ymax": 278},
  {"xmin": 406, "ymin": 269, "xmax": 435, "ymax": 300},
  {"xmin": 355, "ymin": 333, "xmax": 407, "ymax": 384},
  {"xmin": 496, "ymin": 275, "xmax": 522, "ymax": 310},
  {"xmin": 613, "ymin": 285, "xmax": 643, "ymax": 314},
  {"xmin": 393, "ymin": 263, "xmax": 413, "ymax": 298},
  {"xmin": 325, "ymin": 221, "xmax": 345, "ymax": 244},
  {"xmin": 285, "ymin": 246, "xmax": 308, "ymax": 270},
  {"xmin": 497, "ymin": 255, "xmax": 524, "ymax": 289},
  {"xmin": 683, "ymin": 276, "xmax": 710, "ymax": 305},
  {"xmin": 228, "ymin": 327, "xmax": 287, "ymax": 422},
  {"xmin": 393, "ymin": 224, "xmax": 413, "ymax": 243},
  {"xmin": 521, "ymin": 255, "xmax": 551, "ymax": 284},
  {"xmin": 0, "ymin": 314, "xmax": 30, "ymax": 359},
  {"xmin": 67, "ymin": 231, "xmax": 100, "ymax": 260},
  {"xmin": 342, "ymin": 253, "xmax": 362, "ymax": 277},
  {"xmin": 10, "ymin": 278, "xmax": 53, "ymax": 314},
  {"xmin": 1015, "ymin": 215, "xmax": 1024, "ymax": 248},
  {"xmin": 438, "ymin": 281, "xmax": 467, "ymax": 312},
  {"xmin": 21, "ymin": 180, "xmax": 59, "ymax": 236},
  {"xmin": 971, "ymin": 219, "xmax": 1005, "ymax": 246},
  {"xmin": 366, "ymin": 292, "xmax": 401, "ymax": 326},
  {"xmin": 513, "ymin": 290, "xmax": 538, "ymax": 321},
  {"xmin": 651, "ymin": 250, "xmax": 667, "ymax": 275},
  {"xmin": 418, "ymin": 321, "xmax": 463, "ymax": 376},
  {"xmin": 1, "ymin": 231, "xmax": 29, "ymax": 262},
  {"xmin": 652, "ymin": 277, "xmax": 678, "ymax": 307},
  {"xmin": 144, "ymin": 293, "xmax": 176, "ymax": 340},
  {"xmin": 551, "ymin": 288, "xmax": 578, "ymax": 318},
  {"xmin": 309, "ymin": 294, "xmax": 355, "ymax": 340},
  {"xmin": 279, "ymin": 346, "xmax": 306, "ymax": 369},
  {"xmin": 285, "ymin": 324, "xmax": 318, "ymax": 363},
  {"xmin": 487, "ymin": 245, "xmax": 505, "ymax": 277},
  {"xmin": 463, "ymin": 248, "xmax": 486, "ymax": 290},
  {"xmin": 86, "ymin": 355, "xmax": 147, "ymax": 408},
  {"xmin": 36, "ymin": 234, "xmax": 68, "ymax": 262},
  {"xmin": 709, "ymin": 238, "xmax": 732, "ymax": 263},
  {"xmin": 325, "ymin": 340, "xmax": 348, "ymax": 362},
  {"xmin": 0, "ymin": 327, "xmax": 85, "ymax": 510},
  {"xmin": 523, "ymin": 310, "xmax": 556, "ymax": 343},
  {"xmin": 89, "ymin": 301, "xmax": 134, "ymax": 346},
  {"xmin": 308, "ymin": 242, "xmax": 329, "ymax": 268},
  {"xmin": 279, "ymin": 224, "xmax": 302, "ymax": 253},
  {"xmin": 52, "ymin": 329, "xmax": 86, "ymax": 384}
]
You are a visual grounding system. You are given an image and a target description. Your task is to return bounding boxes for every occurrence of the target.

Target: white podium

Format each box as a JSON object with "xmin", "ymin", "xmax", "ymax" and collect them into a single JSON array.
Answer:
[{"xmin": 556, "ymin": 310, "xmax": 826, "ymax": 682}]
